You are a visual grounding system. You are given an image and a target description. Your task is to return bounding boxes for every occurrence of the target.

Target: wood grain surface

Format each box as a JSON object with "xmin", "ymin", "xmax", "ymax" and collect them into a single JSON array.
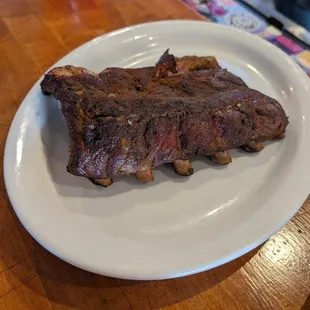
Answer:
[{"xmin": 0, "ymin": 0, "xmax": 309, "ymax": 309}]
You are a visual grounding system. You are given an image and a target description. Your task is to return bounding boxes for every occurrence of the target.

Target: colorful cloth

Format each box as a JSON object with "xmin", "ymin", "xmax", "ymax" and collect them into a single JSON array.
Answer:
[{"xmin": 183, "ymin": 0, "xmax": 310, "ymax": 77}]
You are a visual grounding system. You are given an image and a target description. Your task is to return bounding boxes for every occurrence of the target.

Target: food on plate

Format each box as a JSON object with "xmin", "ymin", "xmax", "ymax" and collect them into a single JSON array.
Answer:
[{"xmin": 41, "ymin": 49, "xmax": 288, "ymax": 187}]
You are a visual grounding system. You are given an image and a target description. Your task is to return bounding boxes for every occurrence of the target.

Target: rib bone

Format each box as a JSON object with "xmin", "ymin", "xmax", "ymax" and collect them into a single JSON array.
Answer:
[
  {"xmin": 89, "ymin": 178, "xmax": 113, "ymax": 187},
  {"xmin": 173, "ymin": 159, "xmax": 194, "ymax": 176},
  {"xmin": 210, "ymin": 151, "xmax": 232, "ymax": 165},
  {"xmin": 136, "ymin": 170, "xmax": 154, "ymax": 182},
  {"xmin": 242, "ymin": 141, "xmax": 264, "ymax": 152}
]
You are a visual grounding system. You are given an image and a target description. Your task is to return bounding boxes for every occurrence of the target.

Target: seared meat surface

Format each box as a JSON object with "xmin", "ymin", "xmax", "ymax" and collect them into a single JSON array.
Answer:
[{"xmin": 41, "ymin": 50, "xmax": 288, "ymax": 186}]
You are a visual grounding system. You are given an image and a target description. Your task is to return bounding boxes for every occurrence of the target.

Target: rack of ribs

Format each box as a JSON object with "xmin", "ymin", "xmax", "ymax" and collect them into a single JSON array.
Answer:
[{"xmin": 41, "ymin": 50, "xmax": 288, "ymax": 187}]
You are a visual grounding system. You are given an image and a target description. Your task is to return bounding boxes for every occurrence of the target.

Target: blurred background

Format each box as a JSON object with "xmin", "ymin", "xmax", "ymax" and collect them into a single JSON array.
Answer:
[
  {"xmin": 183, "ymin": 0, "xmax": 310, "ymax": 77},
  {"xmin": 261, "ymin": 0, "xmax": 310, "ymax": 30}
]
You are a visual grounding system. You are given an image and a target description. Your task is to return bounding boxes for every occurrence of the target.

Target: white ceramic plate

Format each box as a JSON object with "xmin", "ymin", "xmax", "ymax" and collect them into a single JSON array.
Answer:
[{"xmin": 4, "ymin": 21, "xmax": 310, "ymax": 280}]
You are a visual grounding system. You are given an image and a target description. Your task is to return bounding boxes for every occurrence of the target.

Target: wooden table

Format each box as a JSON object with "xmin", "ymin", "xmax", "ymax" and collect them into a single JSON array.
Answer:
[{"xmin": 0, "ymin": 0, "xmax": 309, "ymax": 309}]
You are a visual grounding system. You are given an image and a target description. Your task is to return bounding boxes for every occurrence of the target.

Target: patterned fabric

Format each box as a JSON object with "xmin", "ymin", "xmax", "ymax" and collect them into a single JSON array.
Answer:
[{"xmin": 183, "ymin": 0, "xmax": 310, "ymax": 77}]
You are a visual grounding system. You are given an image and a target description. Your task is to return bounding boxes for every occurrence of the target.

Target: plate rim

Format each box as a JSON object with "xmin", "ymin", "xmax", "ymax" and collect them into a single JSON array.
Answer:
[{"xmin": 4, "ymin": 20, "xmax": 310, "ymax": 280}]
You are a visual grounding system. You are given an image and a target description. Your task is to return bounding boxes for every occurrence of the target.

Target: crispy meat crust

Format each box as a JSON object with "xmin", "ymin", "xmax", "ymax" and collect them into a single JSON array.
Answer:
[{"xmin": 41, "ymin": 51, "xmax": 288, "ymax": 182}]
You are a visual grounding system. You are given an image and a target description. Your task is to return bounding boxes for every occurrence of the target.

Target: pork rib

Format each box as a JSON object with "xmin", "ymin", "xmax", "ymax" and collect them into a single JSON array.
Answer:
[{"xmin": 41, "ymin": 50, "xmax": 288, "ymax": 186}]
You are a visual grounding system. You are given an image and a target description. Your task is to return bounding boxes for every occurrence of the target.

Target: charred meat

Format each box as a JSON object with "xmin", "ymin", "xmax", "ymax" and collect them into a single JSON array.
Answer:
[{"xmin": 41, "ymin": 50, "xmax": 288, "ymax": 186}]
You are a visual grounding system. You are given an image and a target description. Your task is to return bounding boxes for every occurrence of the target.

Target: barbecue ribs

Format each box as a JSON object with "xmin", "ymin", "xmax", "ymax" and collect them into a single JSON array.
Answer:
[{"xmin": 41, "ymin": 50, "xmax": 288, "ymax": 187}]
